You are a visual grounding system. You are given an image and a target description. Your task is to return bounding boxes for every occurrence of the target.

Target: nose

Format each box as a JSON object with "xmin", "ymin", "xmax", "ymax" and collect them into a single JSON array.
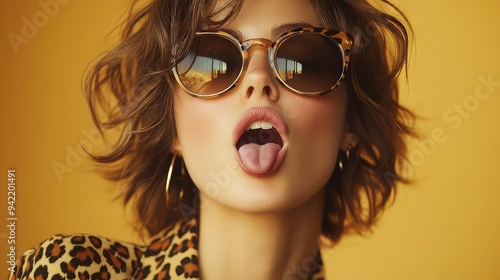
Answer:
[{"xmin": 239, "ymin": 47, "xmax": 280, "ymax": 103}]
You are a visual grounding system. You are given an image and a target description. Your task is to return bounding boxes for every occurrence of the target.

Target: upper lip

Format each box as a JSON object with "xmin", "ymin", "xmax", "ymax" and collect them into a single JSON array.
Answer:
[{"xmin": 233, "ymin": 107, "xmax": 289, "ymax": 149}]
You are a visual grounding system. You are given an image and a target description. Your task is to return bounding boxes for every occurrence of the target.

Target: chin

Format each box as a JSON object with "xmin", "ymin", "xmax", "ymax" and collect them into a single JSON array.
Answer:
[{"xmin": 201, "ymin": 172, "xmax": 325, "ymax": 214}]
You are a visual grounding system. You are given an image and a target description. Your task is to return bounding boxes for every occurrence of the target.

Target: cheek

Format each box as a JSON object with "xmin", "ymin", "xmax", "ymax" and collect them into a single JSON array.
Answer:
[
  {"xmin": 173, "ymin": 91, "xmax": 236, "ymax": 186},
  {"xmin": 174, "ymin": 91, "xmax": 227, "ymax": 146},
  {"xmin": 283, "ymin": 90, "xmax": 347, "ymax": 184}
]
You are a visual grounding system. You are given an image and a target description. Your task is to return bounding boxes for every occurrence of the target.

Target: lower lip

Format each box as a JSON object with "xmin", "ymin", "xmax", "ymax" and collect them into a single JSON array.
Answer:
[{"xmin": 233, "ymin": 107, "xmax": 288, "ymax": 177}]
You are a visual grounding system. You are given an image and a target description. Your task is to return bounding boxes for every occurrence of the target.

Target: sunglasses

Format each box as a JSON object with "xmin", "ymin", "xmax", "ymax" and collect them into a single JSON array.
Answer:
[{"xmin": 172, "ymin": 27, "xmax": 353, "ymax": 98}]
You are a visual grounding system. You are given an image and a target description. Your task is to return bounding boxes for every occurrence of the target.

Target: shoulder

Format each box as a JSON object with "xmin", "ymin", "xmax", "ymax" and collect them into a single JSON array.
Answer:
[{"xmin": 10, "ymin": 234, "xmax": 145, "ymax": 280}]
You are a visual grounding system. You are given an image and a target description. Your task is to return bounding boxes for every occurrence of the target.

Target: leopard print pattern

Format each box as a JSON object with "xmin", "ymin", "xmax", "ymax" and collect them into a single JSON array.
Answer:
[
  {"xmin": 9, "ymin": 219, "xmax": 198, "ymax": 280},
  {"xmin": 9, "ymin": 218, "xmax": 323, "ymax": 279},
  {"xmin": 133, "ymin": 218, "xmax": 199, "ymax": 279},
  {"xmin": 9, "ymin": 233, "xmax": 144, "ymax": 280}
]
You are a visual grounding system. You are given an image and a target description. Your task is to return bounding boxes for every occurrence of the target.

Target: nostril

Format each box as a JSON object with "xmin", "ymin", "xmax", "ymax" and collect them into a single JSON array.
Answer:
[
  {"xmin": 263, "ymin": 85, "xmax": 271, "ymax": 96},
  {"xmin": 245, "ymin": 86, "xmax": 255, "ymax": 99},
  {"xmin": 243, "ymin": 85, "xmax": 278, "ymax": 102}
]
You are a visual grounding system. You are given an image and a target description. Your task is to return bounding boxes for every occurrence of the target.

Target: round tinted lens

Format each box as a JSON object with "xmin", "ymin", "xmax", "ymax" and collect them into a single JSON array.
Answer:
[
  {"xmin": 275, "ymin": 33, "xmax": 344, "ymax": 93},
  {"xmin": 175, "ymin": 34, "xmax": 243, "ymax": 95}
]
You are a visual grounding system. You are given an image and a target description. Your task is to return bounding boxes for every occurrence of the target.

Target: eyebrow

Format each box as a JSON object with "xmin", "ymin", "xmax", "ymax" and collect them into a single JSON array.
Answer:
[
  {"xmin": 216, "ymin": 22, "xmax": 314, "ymax": 41},
  {"xmin": 271, "ymin": 22, "xmax": 312, "ymax": 37}
]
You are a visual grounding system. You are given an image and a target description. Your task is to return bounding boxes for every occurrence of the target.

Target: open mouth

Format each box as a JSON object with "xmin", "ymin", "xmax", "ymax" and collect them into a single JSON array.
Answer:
[
  {"xmin": 233, "ymin": 108, "xmax": 288, "ymax": 177},
  {"xmin": 236, "ymin": 121, "xmax": 284, "ymax": 150}
]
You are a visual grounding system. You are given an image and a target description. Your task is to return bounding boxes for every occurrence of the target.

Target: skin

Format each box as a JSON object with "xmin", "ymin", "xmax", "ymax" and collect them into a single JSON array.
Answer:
[{"xmin": 172, "ymin": 0, "xmax": 357, "ymax": 278}]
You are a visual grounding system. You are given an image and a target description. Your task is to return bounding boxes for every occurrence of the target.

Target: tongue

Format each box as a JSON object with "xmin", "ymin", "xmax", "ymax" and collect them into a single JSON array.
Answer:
[{"xmin": 238, "ymin": 143, "xmax": 281, "ymax": 175}]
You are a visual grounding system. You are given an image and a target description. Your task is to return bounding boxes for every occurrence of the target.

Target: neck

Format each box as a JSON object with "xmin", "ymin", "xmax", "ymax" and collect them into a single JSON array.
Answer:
[{"xmin": 198, "ymin": 188, "xmax": 325, "ymax": 280}]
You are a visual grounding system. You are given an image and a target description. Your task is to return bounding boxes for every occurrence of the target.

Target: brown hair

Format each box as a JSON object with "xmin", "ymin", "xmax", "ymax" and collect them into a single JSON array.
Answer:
[{"xmin": 84, "ymin": 0, "xmax": 415, "ymax": 243}]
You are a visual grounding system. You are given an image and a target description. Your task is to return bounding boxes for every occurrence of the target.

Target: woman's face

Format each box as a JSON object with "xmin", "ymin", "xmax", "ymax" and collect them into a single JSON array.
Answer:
[{"xmin": 173, "ymin": 0, "xmax": 354, "ymax": 213}]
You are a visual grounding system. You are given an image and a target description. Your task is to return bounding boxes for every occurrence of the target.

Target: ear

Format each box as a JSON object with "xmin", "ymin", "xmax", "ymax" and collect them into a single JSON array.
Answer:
[
  {"xmin": 340, "ymin": 132, "xmax": 359, "ymax": 151},
  {"xmin": 171, "ymin": 136, "xmax": 183, "ymax": 156}
]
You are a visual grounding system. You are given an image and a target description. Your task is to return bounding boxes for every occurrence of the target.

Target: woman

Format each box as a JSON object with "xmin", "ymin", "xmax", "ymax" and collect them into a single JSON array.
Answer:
[{"xmin": 10, "ymin": 0, "xmax": 414, "ymax": 279}]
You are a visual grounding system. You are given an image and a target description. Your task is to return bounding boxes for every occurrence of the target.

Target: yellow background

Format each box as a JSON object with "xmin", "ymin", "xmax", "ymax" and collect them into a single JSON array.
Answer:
[{"xmin": 1, "ymin": 0, "xmax": 499, "ymax": 279}]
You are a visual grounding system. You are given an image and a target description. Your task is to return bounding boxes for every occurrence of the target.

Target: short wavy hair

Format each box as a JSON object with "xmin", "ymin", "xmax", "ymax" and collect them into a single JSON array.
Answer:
[{"xmin": 84, "ymin": 0, "xmax": 415, "ymax": 243}]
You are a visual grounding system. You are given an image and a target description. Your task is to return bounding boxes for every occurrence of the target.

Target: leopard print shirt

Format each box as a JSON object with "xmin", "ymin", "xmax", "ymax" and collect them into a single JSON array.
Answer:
[{"xmin": 9, "ymin": 218, "xmax": 324, "ymax": 279}]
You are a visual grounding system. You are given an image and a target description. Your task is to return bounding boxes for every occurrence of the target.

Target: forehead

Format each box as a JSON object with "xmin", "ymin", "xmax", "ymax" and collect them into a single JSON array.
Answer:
[{"xmin": 219, "ymin": 0, "xmax": 320, "ymax": 39}]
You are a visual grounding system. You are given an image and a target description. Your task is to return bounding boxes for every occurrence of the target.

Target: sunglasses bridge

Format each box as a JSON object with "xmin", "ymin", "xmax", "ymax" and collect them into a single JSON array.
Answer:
[
  {"xmin": 238, "ymin": 38, "xmax": 281, "ymax": 94},
  {"xmin": 241, "ymin": 38, "xmax": 273, "ymax": 51}
]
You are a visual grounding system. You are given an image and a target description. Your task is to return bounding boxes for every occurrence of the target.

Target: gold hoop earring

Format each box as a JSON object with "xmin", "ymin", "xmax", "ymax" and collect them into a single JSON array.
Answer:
[
  {"xmin": 338, "ymin": 145, "xmax": 354, "ymax": 171},
  {"xmin": 338, "ymin": 156, "xmax": 344, "ymax": 171},
  {"xmin": 165, "ymin": 154, "xmax": 185, "ymax": 210}
]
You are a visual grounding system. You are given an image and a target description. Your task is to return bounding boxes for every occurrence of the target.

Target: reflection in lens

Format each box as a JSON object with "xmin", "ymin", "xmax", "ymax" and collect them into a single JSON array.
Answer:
[
  {"xmin": 276, "ymin": 59, "xmax": 302, "ymax": 81},
  {"xmin": 175, "ymin": 35, "xmax": 242, "ymax": 95},
  {"xmin": 178, "ymin": 55, "xmax": 228, "ymax": 92},
  {"xmin": 276, "ymin": 33, "xmax": 343, "ymax": 93}
]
